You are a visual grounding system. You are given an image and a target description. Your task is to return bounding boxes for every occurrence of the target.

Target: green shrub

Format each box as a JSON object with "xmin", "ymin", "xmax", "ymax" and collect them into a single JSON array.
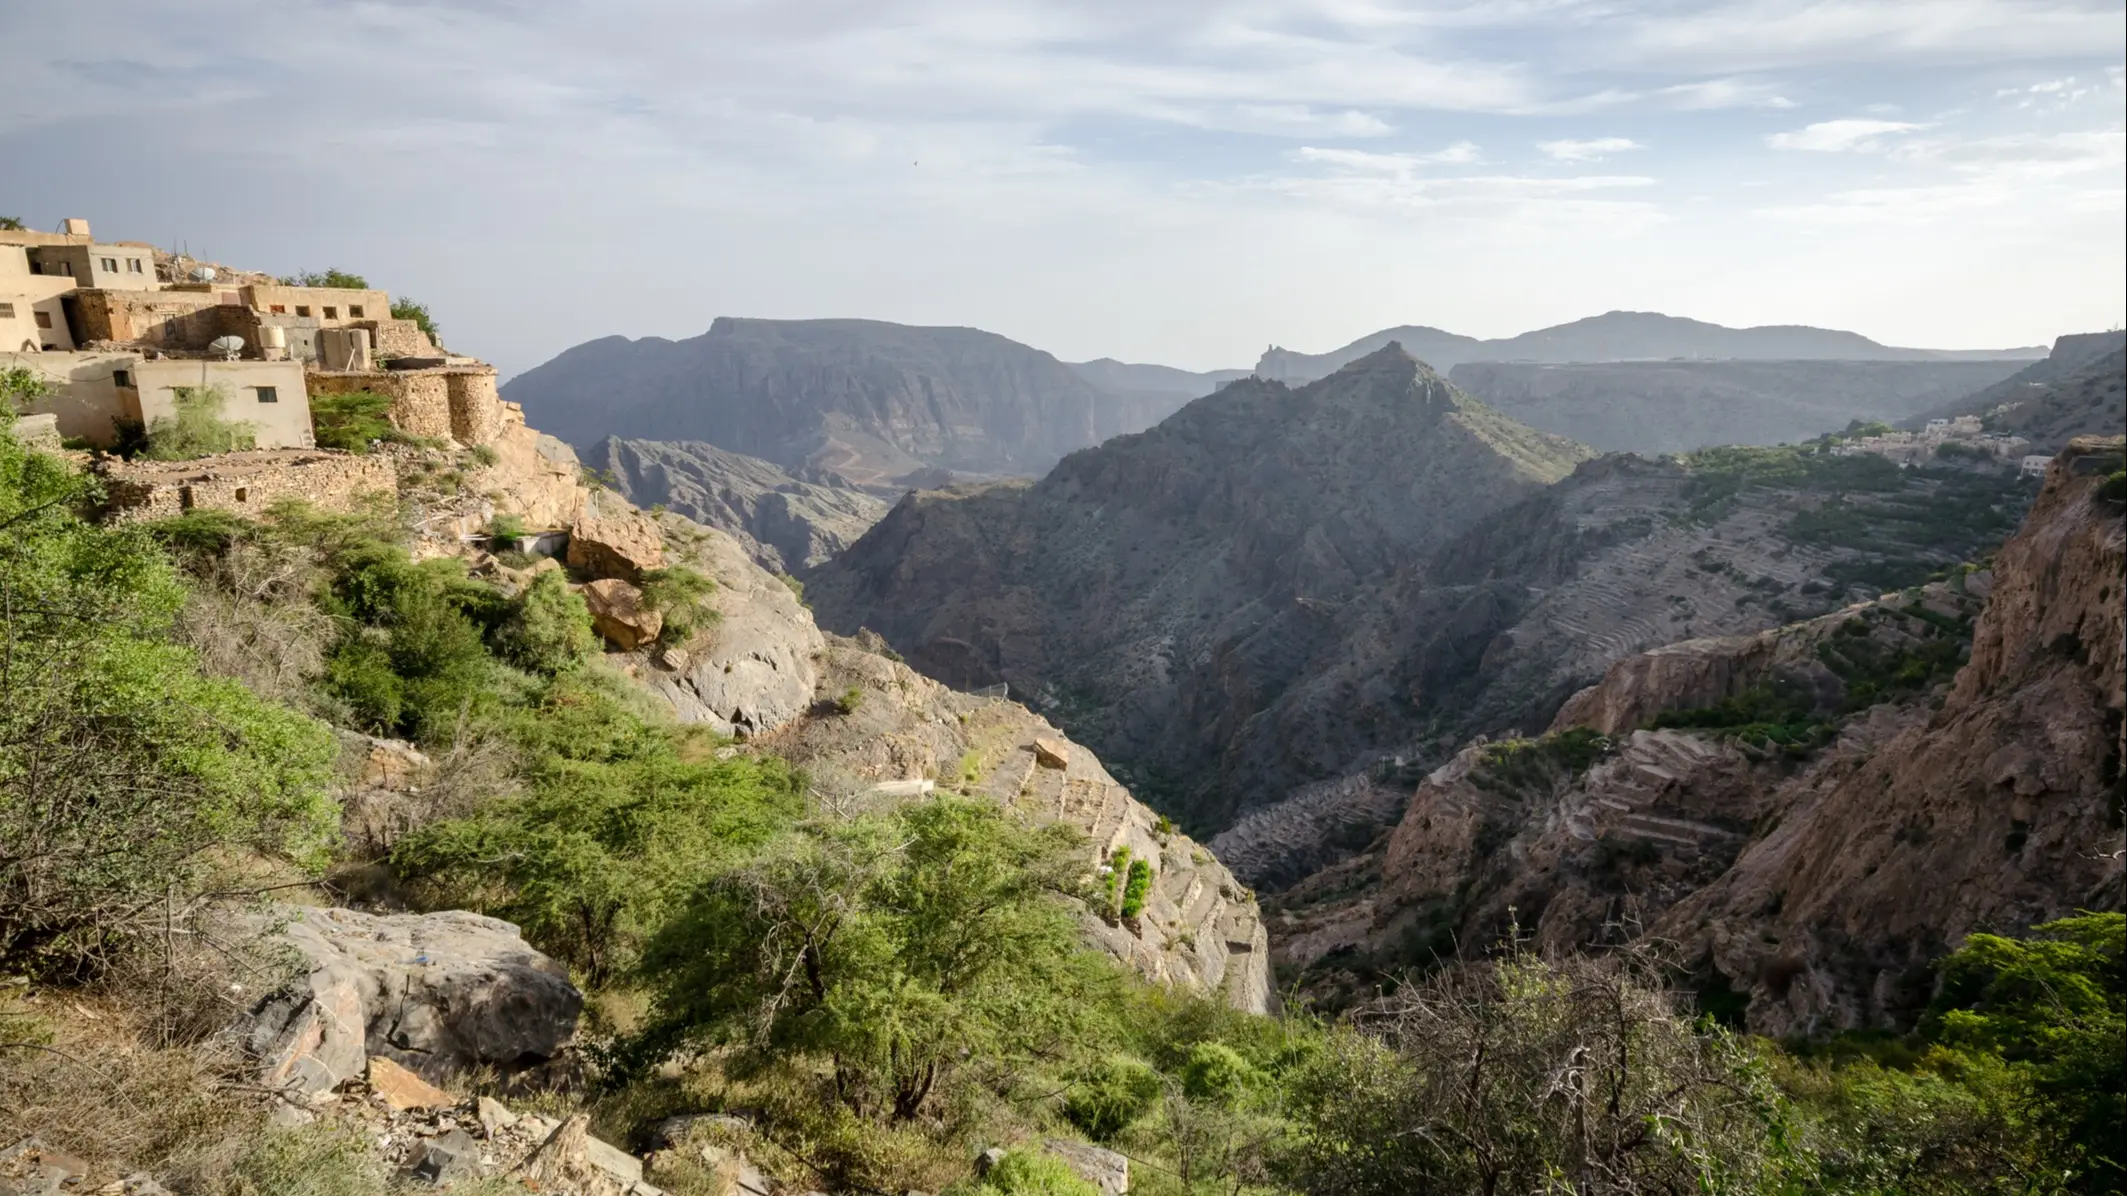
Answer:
[
  {"xmin": 486, "ymin": 512, "xmax": 527, "ymax": 547},
  {"xmin": 1119, "ymin": 859, "xmax": 1153, "ymax": 921},
  {"xmin": 976, "ymin": 1149, "xmax": 1101, "ymax": 1195},
  {"xmin": 492, "ymin": 569, "xmax": 597, "ymax": 675},
  {"xmin": 1062, "ymin": 1054, "xmax": 1162, "ymax": 1141},
  {"xmin": 835, "ymin": 685, "xmax": 865, "ymax": 714},
  {"xmin": 1180, "ymin": 1040, "xmax": 1260, "ymax": 1106},
  {"xmin": 639, "ymin": 564, "xmax": 717, "ymax": 646},
  {"xmin": 393, "ymin": 682, "xmax": 804, "ymax": 985},
  {"xmin": 143, "ymin": 385, "xmax": 255, "ymax": 460},
  {"xmin": 307, "ymin": 389, "xmax": 398, "ymax": 452},
  {"xmin": 468, "ymin": 443, "xmax": 499, "ymax": 468},
  {"xmin": 0, "ymin": 415, "xmax": 337, "ymax": 976}
]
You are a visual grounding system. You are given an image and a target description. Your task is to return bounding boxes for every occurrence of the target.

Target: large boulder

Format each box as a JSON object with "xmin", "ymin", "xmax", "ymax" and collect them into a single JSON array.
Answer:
[
  {"xmin": 242, "ymin": 906, "xmax": 581, "ymax": 1094},
  {"xmin": 583, "ymin": 578, "xmax": 664, "ymax": 650},
  {"xmin": 568, "ymin": 489, "xmax": 666, "ymax": 582},
  {"xmin": 641, "ymin": 515, "xmax": 823, "ymax": 739}
]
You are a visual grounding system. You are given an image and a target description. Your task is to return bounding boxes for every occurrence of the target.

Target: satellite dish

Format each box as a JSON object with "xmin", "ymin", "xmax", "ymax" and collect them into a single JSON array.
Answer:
[
  {"xmin": 208, "ymin": 335, "xmax": 246, "ymax": 361},
  {"xmin": 188, "ymin": 266, "xmax": 217, "ymax": 282}
]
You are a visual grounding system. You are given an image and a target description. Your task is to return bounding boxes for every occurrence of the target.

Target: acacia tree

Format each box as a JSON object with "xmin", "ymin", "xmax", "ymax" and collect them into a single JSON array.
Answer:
[{"xmin": 641, "ymin": 797, "xmax": 1116, "ymax": 1123}]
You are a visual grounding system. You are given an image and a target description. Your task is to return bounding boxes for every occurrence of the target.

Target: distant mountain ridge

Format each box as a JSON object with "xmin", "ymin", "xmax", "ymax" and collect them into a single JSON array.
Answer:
[
  {"xmin": 1447, "ymin": 358, "xmax": 2029, "ymax": 454},
  {"xmin": 1257, "ymin": 311, "xmax": 2046, "ymax": 383},
  {"xmin": 1065, "ymin": 358, "xmax": 1253, "ymax": 398},
  {"xmin": 1903, "ymin": 330, "xmax": 2127, "ymax": 449},
  {"xmin": 504, "ymin": 318, "xmax": 1200, "ymax": 487},
  {"xmin": 589, "ymin": 437, "xmax": 890, "ymax": 574}
]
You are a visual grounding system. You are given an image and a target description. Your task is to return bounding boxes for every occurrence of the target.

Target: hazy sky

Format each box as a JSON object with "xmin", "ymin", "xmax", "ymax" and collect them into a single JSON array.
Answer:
[{"xmin": 3, "ymin": 0, "xmax": 2122, "ymax": 376}]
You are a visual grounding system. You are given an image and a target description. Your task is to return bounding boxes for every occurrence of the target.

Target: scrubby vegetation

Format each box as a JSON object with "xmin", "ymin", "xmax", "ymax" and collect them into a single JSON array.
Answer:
[
  {"xmin": 143, "ymin": 385, "xmax": 257, "ymax": 460},
  {"xmin": 2, "ymin": 409, "xmax": 2119, "ymax": 1195},
  {"xmin": 307, "ymin": 389, "xmax": 404, "ymax": 452}
]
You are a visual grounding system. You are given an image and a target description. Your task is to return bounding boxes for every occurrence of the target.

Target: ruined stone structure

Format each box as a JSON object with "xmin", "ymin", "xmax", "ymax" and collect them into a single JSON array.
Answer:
[
  {"xmin": 98, "ymin": 449, "xmax": 397, "ymax": 522},
  {"xmin": 308, "ymin": 365, "xmax": 502, "ymax": 447}
]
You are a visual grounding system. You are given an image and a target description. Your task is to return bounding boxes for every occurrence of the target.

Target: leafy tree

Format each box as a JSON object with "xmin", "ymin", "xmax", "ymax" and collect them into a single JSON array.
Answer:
[
  {"xmin": 640, "ymin": 798, "xmax": 1116, "ymax": 1123},
  {"xmin": 0, "ymin": 413, "xmax": 337, "ymax": 975},
  {"xmin": 2, "ymin": 365, "xmax": 49, "ymax": 409},
  {"xmin": 1924, "ymin": 913, "xmax": 2125, "ymax": 1192},
  {"xmin": 1063, "ymin": 1054, "xmax": 1162, "ymax": 1141},
  {"xmin": 390, "ymin": 297, "xmax": 440, "ymax": 344},
  {"xmin": 317, "ymin": 540, "xmax": 509, "ymax": 741},
  {"xmin": 0, "ymin": 217, "xmax": 24, "ymax": 231},
  {"xmin": 281, "ymin": 268, "xmax": 369, "ymax": 289},
  {"xmin": 143, "ymin": 386, "xmax": 255, "ymax": 460}
]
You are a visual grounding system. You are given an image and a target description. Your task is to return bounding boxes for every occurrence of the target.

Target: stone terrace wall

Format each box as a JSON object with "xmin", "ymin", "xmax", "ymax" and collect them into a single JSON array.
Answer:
[
  {"xmin": 360, "ymin": 318, "xmax": 435, "ymax": 358},
  {"xmin": 101, "ymin": 450, "xmax": 398, "ymax": 523},
  {"xmin": 308, "ymin": 366, "xmax": 501, "ymax": 446}
]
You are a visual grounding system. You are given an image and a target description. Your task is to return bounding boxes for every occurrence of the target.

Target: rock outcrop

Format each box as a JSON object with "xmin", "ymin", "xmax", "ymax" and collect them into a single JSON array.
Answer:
[
  {"xmin": 568, "ymin": 488, "xmax": 666, "ymax": 582},
  {"xmin": 589, "ymin": 436, "xmax": 890, "ymax": 574},
  {"xmin": 243, "ymin": 906, "xmax": 582, "ymax": 1094},
  {"xmin": 583, "ymin": 577, "xmax": 663, "ymax": 650}
]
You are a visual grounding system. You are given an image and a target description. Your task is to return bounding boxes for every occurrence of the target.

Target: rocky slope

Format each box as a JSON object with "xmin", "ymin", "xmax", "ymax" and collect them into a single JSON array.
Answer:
[
  {"xmin": 804, "ymin": 346, "xmax": 1592, "ymax": 833},
  {"xmin": 588, "ymin": 436, "xmax": 889, "ymax": 574},
  {"xmin": 1270, "ymin": 438, "xmax": 2124, "ymax": 1029},
  {"xmin": 1446, "ymin": 358, "xmax": 2028, "ymax": 454},
  {"xmin": 1066, "ymin": 357, "xmax": 1252, "ymax": 399},
  {"xmin": 504, "ymin": 318, "xmax": 1196, "ymax": 486},
  {"xmin": 1202, "ymin": 447, "xmax": 2035, "ymax": 886},
  {"xmin": 1256, "ymin": 311, "xmax": 2043, "ymax": 384},
  {"xmin": 601, "ymin": 510, "xmax": 1273, "ymax": 1012}
]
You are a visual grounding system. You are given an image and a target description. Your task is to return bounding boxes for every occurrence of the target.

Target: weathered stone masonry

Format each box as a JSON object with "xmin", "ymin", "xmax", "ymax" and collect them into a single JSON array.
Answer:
[{"xmin": 100, "ymin": 450, "xmax": 398, "ymax": 522}]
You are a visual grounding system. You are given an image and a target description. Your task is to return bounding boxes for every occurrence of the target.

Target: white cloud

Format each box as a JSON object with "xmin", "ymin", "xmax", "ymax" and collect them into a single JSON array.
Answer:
[
  {"xmin": 1767, "ymin": 118, "xmax": 1924, "ymax": 151},
  {"xmin": 1296, "ymin": 142, "xmax": 1485, "ymax": 173},
  {"xmin": 1539, "ymin": 136, "xmax": 1645, "ymax": 161}
]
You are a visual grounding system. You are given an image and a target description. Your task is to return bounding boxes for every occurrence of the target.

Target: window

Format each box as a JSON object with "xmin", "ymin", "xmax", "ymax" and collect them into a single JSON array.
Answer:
[
  {"xmin": 101, "ymin": 257, "xmax": 118, "ymax": 272},
  {"xmin": 34, "ymin": 312, "xmax": 52, "ymax": 329},
  {"xmin": 129, "ymin": 258, "xmax": 144, "ymax": 273},
  {"xmin": 270, "ymin": 304, "xmax": 286, "ymax": 314},
  {"xmin": 0, "ymin": 302, "xmax": 13, "ymax": 319},
  {"xmin": 349, "ymin": 305, "xmax": 364, "ymax": 318},
  {"xmin": 295, "ymin": 306, "xmax": 311, "ymax": 317},
  {"xmin": 322, "ymin": 306, "xmax": 338, "ymax": 319},
  {"xmin": 112, "ymin": 369, "xmax": 132, "ymax": 388},
  {"xmin": 255, "ymin": 386, "xmax": 278, "ymax": 404}
]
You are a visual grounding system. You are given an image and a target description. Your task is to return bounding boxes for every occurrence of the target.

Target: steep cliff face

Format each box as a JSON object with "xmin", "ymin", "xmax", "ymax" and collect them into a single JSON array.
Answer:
[
  {"xmin": 590, "ymin": 437, "xmax": 889, "ymax": 574},
  {"xmin": 805, "ymin": 346, "xmax": 1592, "ymax": 832},
  {"xmin": 1272, "ymin": 438, "xmax": 2124, "ymax": 1029},
  {"xmin": 613, "ymin": 512, "xmax": 1273, "ymax": 1011},
  {"xmin": 504, "ymin": 319, "xmax": 1191, "ymax": 485}
]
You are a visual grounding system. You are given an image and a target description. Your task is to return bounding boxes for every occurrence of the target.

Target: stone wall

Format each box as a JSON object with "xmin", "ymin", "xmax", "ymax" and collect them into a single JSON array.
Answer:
[
  {"xmin": 309, "ymin": 366, "xmax": 502, "ymax": 446},
  {"xmin": 361, "ymin": 317, "xmax": 436, "ymax": 357},
  {"xmin": 308, "ymin": 369, "xmax": 452, "ymax": 441},
  {"xmin": 71, "ymin": 288, "xmax": 248, "ymax": 349},
  {"xmin": 100, "ymin": 449, "xmax": 398, "ymax": 523}
]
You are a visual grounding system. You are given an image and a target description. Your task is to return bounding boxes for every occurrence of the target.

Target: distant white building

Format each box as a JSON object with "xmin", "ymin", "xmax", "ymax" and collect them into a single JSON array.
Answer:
[
  {"xmin": 1925, "ymin": 418, "xmax": 1949, "ymax": 433},
  {"xmin": 2020, "ymin": 455, "xmax": 2053, "ymax": 478}
]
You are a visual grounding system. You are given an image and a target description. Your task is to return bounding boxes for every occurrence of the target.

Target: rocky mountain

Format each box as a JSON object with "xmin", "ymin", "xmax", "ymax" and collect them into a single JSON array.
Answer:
[
  {"xmin": 1268, "ymin": 437, "xmax": 2124, "ymax": 1029},
  {"xmin": 1903, "ymin": 331, "xmax": 2126, "ymax": 453},
  {"xmin": 1257, "ymin": 311, "xmax": 2045, "ymax": 384},
  {"xmin": 1445, "ymin": 358, "xmax": 2029, "ymax": 454},
  {"xmin": 804, "ymin": 346, "xmax": 1593, "ymax": 834},
  {"xmin": 504, "ymin": 318, "xmax": 1198, "ymax": 486},
  {"xmin": 587, "ymin": 436, "xmax": 889, "ymax": 574},
  {"xmin": 1200, "ymin": 442, "xmax": 2037, "ymax": 884}
]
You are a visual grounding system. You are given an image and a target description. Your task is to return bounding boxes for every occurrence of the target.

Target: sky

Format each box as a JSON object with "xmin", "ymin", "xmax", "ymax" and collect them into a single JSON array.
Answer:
[{"xmin": 2, "ymin": 0, "xmax": 2122, "ymax": 378}]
